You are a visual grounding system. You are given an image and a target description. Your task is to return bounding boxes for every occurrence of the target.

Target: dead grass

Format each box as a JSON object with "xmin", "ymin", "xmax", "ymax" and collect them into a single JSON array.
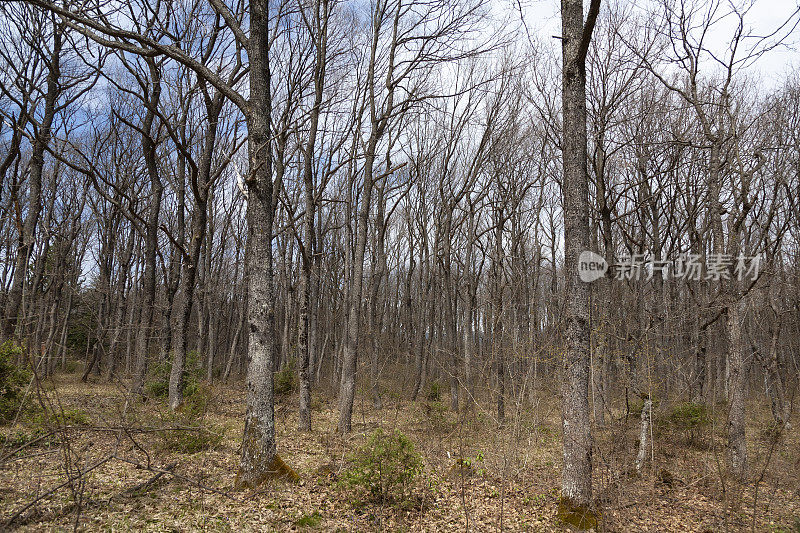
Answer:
[{"xmin": 0, "ymin": 372, "xmax": 798, "ymax": 532}]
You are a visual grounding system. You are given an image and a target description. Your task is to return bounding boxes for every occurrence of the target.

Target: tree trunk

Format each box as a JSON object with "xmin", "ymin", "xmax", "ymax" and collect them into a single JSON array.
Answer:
[
  {"xmin": 726, "ymin": 297, "xmax": 748, "ymax": 481},
  {"xmin": 133, "ymin": 59, "xmax": 164, "ymax": 392},
  {"xmin": 298, "ymin": 0, "xmax": 328, "ymax": 430},
  {"xmin": 3, "ymin": 26, "xmax": 62, "ymax": 340},
  {"xmin": 558, "ymin": 0, "xmax": 598, "ymax": 513},
  {"xmin": 635, "ymin": 397, "xmax": 651, "ymax": 475},
  {"xmin": 167, "ymin": 93, "xmax": 221, "ymax": 411},
  {"xmin": 236, "ymin": 0, "xmax": 280, "ymax": 489},
  {"xmin": 337, "ymin": 135, "xmax": 376, "ymax": 433},
  {"xmin": 761, "ymin": 318, "xmax": 788, "ymax": 427}
]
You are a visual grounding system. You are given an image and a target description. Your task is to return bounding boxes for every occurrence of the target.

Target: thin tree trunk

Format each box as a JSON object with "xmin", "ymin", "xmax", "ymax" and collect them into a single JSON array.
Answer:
[
  {"xmin": 298, "ymin": 0, "xmax": 328, "ymax": 429},
  {"xmin": 168, "ymin": 94, "xmax": 222, "ymax": 411},
  {"xmin": 635, "ymin": 398, "xmax": 652, "ymax": 475},
  {"xmin": 3, "ymin": 26, "xmax": 62, "ymax": 340},
  {"xmin": 726, "ymin": 297, "xmax": 748, "ymax": 480},
  {"xmin": 133, "ymin": 59, "xmax": 164, "ymax": 392}
]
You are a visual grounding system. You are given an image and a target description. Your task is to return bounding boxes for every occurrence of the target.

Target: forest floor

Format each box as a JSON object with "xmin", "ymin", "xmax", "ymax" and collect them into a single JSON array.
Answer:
[{"xmin": 1, "ymin": 370, "xmax": 798, "ymax": 532}]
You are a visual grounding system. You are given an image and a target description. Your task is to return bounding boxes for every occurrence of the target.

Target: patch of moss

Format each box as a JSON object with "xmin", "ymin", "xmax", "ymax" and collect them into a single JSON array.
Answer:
[
  {"xmin": 295, "ymin": 511, "xmax": 322, "ymax": 527},
  {"xmin": 557, "ymin": 498, "xmax": 599, "ymax": 530},
  {"xmin": 269, "ymin": 453, "xmax": 300, "ymax": 481},
  {"xmin": 234, "ymin": 453, "xmax": 299, "ymax": 490}
]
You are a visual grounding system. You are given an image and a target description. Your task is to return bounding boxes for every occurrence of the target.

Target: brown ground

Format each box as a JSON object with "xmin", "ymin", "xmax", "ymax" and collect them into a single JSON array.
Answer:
[{"xmin": 1, "ymin": 372, "xmax": 798, "ymax": 532}]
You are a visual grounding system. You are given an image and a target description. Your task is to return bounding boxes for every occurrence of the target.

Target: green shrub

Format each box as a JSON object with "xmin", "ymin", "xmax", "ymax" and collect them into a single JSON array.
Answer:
[
  {"xmin": 274, "ymin": 359, "xmax": 298, "ymax": 396},
  {"xmin": 0, "ymin": 408, "xmax": 89, "ymax": 451},
  {"xmin": 145, "ymin": 360, "xmax": 172, "ymax": 398},
  {"xmin": 149, "ymin": 371, "xmax": 218, "ymax": 453},
  {"xmin": 181, "ymin": 381, "xmax": 213, "ymax": 418},
  {"xmin": 145, "ymin": 350, "xmax": 204, "ymax": 400},
  {"xmin": 159, "ymin": 423, "xmax": 223, "ymax": 454},
  {"xmin": 65, "ymin": 311, "xmax": 92, "ymax": 358},
  {"xmin": 423, "ymin": 399, "xmax": 449, "ymax": 431},
  {"xmin": 57, "ymin": 408, "xmax": 91, "ymax": 425},
  {"xmin": 667, "ymin": 402, "xmax": 711, "ymax": 429},
  {"xmin": 664, "ymin": 402, "xmax": 711, "ymax": 445},
  {"xmin": 29, "ymin": 408, "xmax": 91, "ymax": 427},
  {"xmin": 157, "ymin": 405, "xmax": 223, "ymax": 454},
  {"xmin": 342, "ymin": 429, "xmax": 423, "ymax": 506},
  {"xmin": 0, "ymin": 341, "xmax": 31, "ymax": 424},
  {"xmin": 425, "ymin": 381, "xmax": 442, "ymax": 402},
  {"xmin": 0, "ymin": 427, "xmax": 50, "ymax": 449}
]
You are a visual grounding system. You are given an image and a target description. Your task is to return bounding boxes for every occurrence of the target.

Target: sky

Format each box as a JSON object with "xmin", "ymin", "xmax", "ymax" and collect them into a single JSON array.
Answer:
[{"xmin": 509, "ymin": 0, "xmax": 800, "ymax": 89}]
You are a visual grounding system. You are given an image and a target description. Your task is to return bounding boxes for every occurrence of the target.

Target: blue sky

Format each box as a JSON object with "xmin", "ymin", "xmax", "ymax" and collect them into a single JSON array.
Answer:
[{"xmin": 509, "ymin": 0, "xmax": 800, "ymax": 88}]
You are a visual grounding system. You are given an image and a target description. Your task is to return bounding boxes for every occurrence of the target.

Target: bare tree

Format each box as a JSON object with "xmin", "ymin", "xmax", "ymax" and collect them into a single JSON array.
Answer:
[{"xmin": 558, "ymin": 0, "xmax": 600, "ymax": 516}]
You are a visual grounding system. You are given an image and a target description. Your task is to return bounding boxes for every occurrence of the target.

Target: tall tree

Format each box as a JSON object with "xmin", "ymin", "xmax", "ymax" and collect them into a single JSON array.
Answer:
[{"xmin": 558, "ymin": 0, "xmax": 600, "ymax": 517}]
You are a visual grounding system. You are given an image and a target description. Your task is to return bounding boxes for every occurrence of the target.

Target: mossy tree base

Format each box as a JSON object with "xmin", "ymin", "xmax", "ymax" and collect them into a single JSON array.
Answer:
[
  {"xmin": 557, "ymin": 497, "xmax": 599, "ymax": 530},
  {"xmin": 234, "ymin": 453, "xmax": 299, "ymax": 490}
]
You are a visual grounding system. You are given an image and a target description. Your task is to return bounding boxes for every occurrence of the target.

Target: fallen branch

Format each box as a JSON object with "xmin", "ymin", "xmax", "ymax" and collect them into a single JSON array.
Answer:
[
  {"xmin": 116, "ymin": 462, "xmax": 177, "ymax": 498},
  {"xmin": 0, "ymin": 430, "xmax": 57, "ymax": 464},
  {"xmin": 111, "ymin": 455, "xmax": 239, "ymax": 500},
  {"xmin": 3, "ymin": 455, "xmax": 113, "ymax": 527}
]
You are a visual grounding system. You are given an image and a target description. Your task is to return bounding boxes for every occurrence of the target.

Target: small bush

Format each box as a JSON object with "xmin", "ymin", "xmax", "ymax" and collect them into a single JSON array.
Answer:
[
  {"xmin": 667, "ymin": 402, "xmax": 711, "ymax": 429},
  {"xmin": 0, "ymin": 341, "xmax": 31, "ymax": 424},
  {"xmin": 181, "ymin": 381, "xmax": 214, "ymax": 418},
  {"xmin": 158, "ymin": 408, "xmax": 223, "ymax": 454},
  {"xmin": 29, "ymin": 408, "xmax": 91, "ymax": 427},
  {"xmin": 0, "ymin": 407, "xmax": 89, "ymax": 451},
  {"xmin": 160, "ymin": 425, "xmax": 223, "ymax": 454},
  {"xmin": 449, "ymin": 451, "xmax": 485, "ymax": 478},
  {"xmin": 425, "ymin": 381, "xmax": 442, "ymax": 402},
  {"xmin": 423, "ymin": 399, "xmax": 449, "ymax": 431},
  {"xmin": 342, "ymin": 428, "xmax": 423, "ymax": 506},
  {"xmin": 663, "ymin": 402, "xmax": 711, "ymax": 446},
  {"xmin": 144, "ymin": 360, "xmax": 170, "ymax": 398},
  {"xmin": 0, "ymin": 427, "xmax": 50, "ymax": 449},
  {"xmin": 145, "ymin": 350, "xmax": 204, "ymax": 400},
  {"xmin": 274, "ymin": 359, "xmax": 298, "ymax": 396},
  {"xmin": 146, "ymin": 368, "xmax": 219, "ymax": 454}
]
